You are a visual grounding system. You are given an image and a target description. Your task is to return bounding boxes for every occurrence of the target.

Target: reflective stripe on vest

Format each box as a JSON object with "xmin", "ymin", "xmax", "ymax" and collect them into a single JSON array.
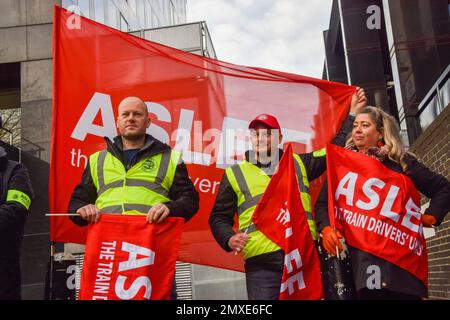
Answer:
[
  {"xmin": 292, "ymin": 153, "xmax": 318, "ymax": 241},
  {"xmin": 226, "ymin": 155, "xmax": 318, "ymax": 260},
  {"xmin": 99, "ymin": 204, "xmax": 153, "ymax": 214},
  {"xmin": 96, "ymin": 150, "xmax": 171, "ymax": 198},
  {"xmin": 90, "ymin": 149, "xmax": 180, "ymax": 215},
  {"xmin": 312, "ymin": 147, "xmax": 326, "ymax": 158}
]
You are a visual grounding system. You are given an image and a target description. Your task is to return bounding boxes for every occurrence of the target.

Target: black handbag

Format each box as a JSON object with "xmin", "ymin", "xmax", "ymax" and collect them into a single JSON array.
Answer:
[{"xmin": 317, "ymin": 239, "xmax": 357, "ymax": 300}]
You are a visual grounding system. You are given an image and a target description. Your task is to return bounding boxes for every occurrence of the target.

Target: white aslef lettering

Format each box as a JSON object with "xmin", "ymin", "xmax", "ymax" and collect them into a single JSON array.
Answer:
[{"xmin": 335, "ymin": 172, "xmax": 358, "ymax": 206}]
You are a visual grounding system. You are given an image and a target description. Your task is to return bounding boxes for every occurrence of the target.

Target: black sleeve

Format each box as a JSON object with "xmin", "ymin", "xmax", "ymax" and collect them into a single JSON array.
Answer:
[
  {"xmin": 301, "ymin": 115, "xmax": 355, "ymax": 181},
  {"xmin": 209, "ymin": 173, "xmax": 238, "ymax": 252},
  {"xmin": 314, "ymin": 179, "xmax": 331, "ymax": 233},
  {"xmin": 68, "ymin": 162, "xmax": 97, "ymax": 227},
  {"xmin": 331, "ymin": 115, "xmax": 354, "ymax": 147},
  {"xmin": 165, "ymin": 160, "xmax": 199, "ymax": 222},
  {"xmin": 0, "ymin": 164, "xmax": 34, "ymax": 233},
  {"xmin": 406, "ymin": 157, "xmax": 450, "ymax": 226}
]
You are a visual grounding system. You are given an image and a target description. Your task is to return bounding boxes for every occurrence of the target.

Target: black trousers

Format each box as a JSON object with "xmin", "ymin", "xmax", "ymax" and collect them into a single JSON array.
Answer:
[
  {"xmin": 0, "ymin": 263, "xmax": 21, "ymax": 300},
  {"xmin": 170, "ymin": 277, "xmax": 177, "ymax": 300},
  {"xmin": 245, "ymin": 268, "xmax": 283, "ymax": 300},
  {"xmin": 244, "ymin": 251, "xmax": 284, "ymax": 300}
]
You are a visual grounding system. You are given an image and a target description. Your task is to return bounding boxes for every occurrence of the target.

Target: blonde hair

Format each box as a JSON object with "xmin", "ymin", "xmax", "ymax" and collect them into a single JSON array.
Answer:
[{"xmin": 346, "ymin": 106, "xmax": 413, "ymax": 171}]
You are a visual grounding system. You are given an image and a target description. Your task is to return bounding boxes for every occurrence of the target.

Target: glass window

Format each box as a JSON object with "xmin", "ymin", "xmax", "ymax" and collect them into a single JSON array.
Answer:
[
  {"xmin": 439, "ymin": 77, "xmax": 450, "ymax": 112},
  {"xmin": 169, "ymin": 1, "xmax": 175, "ymax": 25},
  {"xmin": 399, "ymin": 119, "xmax": 409, "ymax": 149},
  {"xmin": 164, "ymin": 0, "xmax": 171, "ymax": 25},
  {"xmin": 179, "ymin": 0, "xmax": 187, "ymax": 24},
  {"xmin": 62, "ymin": 0, "xmax": 75, "ymax": 9},
  {"xmin": 120, "ymin": 14, "xmax": 129, "ymax": 32},
  {"xmin": 418, "ymin": 95, "xmax": 440, "ymax": 132},
  {"xmin": 390, "ymin": 52, "xmax": 404, "ymax": 114},
  {"xmin": 162, "ymin": 0, "xmax": 167, "ymax": 19},
  {"xmin": 152, "ymin": 12, "xmax": 159, "ymax": 28},
  {"xmin": 78, "ymin": 0, "xmax": 90, "ymax": 17},
  {"xmin": 136, "ymin": 0, "xmax": 145, "ymax": 28},
  {"xmin": 382, "ymin": 0, "xmax": 394, "ymax": 50},
  {"xmin": 151, "ymin": 0, "xmax": 164, "ymax": 26},
  {"xmin": 129, "ymin": 0, "xmax": 137, "ymax": 15},
  {"xmin": 106, "ymin": 1, "xmax": 118, "ymax": 28},
  {"xmin": 94, "ymin": 0, "xmax": 105, "ymax": 24},
  {"xmin": 144, "ymin": 1, "xmax": 152, "ymax": 29}
]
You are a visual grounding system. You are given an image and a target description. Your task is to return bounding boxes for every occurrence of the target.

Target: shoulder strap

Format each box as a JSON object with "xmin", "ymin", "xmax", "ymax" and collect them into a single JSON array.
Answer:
[{"xmin": 1, "ymin": 160, "xmax": 19, "ymax": 202}]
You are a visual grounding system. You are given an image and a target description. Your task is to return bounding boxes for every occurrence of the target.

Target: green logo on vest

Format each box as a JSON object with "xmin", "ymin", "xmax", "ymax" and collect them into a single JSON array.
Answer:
[{"xmin": 142, "ymin": 159, "xmax": 156, "ymax": 172}]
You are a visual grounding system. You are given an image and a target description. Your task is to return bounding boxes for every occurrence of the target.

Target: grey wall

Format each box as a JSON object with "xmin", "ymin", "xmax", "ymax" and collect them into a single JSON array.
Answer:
[
  {"xmin": 190, "ymin": 264, "xmax": 247, "ymax": 300},
  {"xmin": 0, "ymin": 0, "xmax": 60, "ymax": 163},
  {"xmin": 1, "ymin": 0, "xmax": 243, "ymax": 300}
]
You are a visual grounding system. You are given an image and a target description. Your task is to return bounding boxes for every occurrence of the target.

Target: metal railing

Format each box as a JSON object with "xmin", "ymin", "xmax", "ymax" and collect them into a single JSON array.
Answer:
[
  {"xmin": 20, "ymin": 137, "xmax": 45, "ymax": 160},
  {"xmin": 0, "ymin": 127, "xmax": 45, "ymax": 162},
  {"xmin": 416, "ymin": 64, "xmax": 450, "ymax": 132}
]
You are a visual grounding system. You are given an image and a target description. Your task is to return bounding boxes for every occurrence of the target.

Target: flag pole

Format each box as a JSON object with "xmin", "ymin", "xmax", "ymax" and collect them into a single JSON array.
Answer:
[
  {"xmin": 49, "ymin": 241, "xmax": 55, "ymax": 300},
  {"xmin": 234, "ymin": 223, "xmax": 252, "ymax": 255}
]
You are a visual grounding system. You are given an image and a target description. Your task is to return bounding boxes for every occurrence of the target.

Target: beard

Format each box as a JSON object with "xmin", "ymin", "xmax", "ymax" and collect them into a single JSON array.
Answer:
[{"xmin": 122, "ymin": 129, "xmax": 146, "ymax": 141}]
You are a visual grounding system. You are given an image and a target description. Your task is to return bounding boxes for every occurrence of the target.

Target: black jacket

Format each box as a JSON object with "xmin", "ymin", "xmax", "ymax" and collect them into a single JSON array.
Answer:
[
  {"xmin": 314, "ymin": 154, "xmax": 450, "ymax": 298},
  {"xmin": 69, "ymin": 135, "xmax": 199, "ymax": 226},
  {"xmin": 209, "ymin": 115, "xmax": 355, "ymax": 270},
  {"xmin": 0, "ymin": 148, "xmax": 34, "ymax": 299}
]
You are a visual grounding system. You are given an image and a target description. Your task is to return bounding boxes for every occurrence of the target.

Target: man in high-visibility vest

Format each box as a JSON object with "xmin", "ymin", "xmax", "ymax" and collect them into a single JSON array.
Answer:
[
  {"xmin": 209, "ymin": 88, "xmax": 367, "ymax": 300},
  {"xmin": 69, "ymin": 96, "xmax": 198, "ymax": 225},
  {"xmin": 69, "ymin": 97, "xmax": 198, "ymax": 299},
  {"xmin": 68, "ymin": 97, "xmax": 199, "ymax": 298}
]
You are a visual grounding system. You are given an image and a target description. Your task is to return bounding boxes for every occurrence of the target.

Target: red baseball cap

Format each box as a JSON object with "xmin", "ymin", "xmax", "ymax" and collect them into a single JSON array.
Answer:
[{"xmin": 248, "ymin": 114, "xmax": 281, "ymax": 130}]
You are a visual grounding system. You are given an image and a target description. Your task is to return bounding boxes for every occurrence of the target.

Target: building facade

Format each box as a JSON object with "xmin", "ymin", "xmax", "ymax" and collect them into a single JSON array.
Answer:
[
  {"xmin": 0, "ymin": 0, "xmax": 228, "ymax": 300},
  {"xmin": 323, "ymin": 0, "xmax": 450, "ymax": 299},
  {"xmin": 62, "ymin": 0, "xmax": 187, "ymax": 32},
  {"xmin": 0, "ymin": 0, "xmax": 214, "ymax": 162}
]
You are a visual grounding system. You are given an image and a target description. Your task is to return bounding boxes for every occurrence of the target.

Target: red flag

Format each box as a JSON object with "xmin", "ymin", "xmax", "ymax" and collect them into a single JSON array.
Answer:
[
  {"xmin": 326, "ymin": 144, "xmax": 428, "ymax": 286},
  {"xmin": 253, "ymin": 145, "xmax": 324, "ymax": 300},
  {"xmin": 50, "ymin": 5, "xmax": 355, "ymax": 272},
  {"xmin": 78, "ymin": 215, "xmax": 184, "ymax": 300}
]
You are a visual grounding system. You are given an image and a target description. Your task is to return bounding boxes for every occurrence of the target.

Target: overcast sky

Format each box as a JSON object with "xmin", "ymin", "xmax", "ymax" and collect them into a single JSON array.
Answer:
[{"xmin": 187, "ymin": 0, "xmax": 333, "ymax": 79}]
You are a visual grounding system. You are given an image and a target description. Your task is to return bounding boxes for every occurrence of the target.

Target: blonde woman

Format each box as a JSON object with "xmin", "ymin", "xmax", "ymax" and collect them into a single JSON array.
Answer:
[{"xmin": 315, "ymin": 106, "xmax": 450, "ymax": 300}]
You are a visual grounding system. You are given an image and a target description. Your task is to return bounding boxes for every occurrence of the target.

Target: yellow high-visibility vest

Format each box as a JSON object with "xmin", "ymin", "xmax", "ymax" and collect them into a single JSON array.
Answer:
[
  {"xmin": 226, "ymin": 153, "xmax": 318, "ymax": 260},
  {"xmin": 89, "ymin": 149, "xmax": 181, "ymax": 215}
]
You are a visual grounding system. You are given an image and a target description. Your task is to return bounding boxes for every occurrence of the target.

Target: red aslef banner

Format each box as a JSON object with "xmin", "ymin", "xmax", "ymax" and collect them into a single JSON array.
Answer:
[
  {"xmin": 253, "ymin": 145, "xmax": 324, "ymax": 300},
  {"xmin": 78, "ymin": 215, "xmax": 183, "ymax": 300},
  {"xmin": 50, "ymin": 6, "xmax": 355, "ymax": 272},
  {"xmin": 326, "ymin": 144, "xmax": 428, "ymax": 285}
]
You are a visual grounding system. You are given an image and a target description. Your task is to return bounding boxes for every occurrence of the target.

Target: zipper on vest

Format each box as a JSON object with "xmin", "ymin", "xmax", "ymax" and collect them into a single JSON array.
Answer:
[
  {"xmin": 121, "ymin": 176, "xmax": 126, "ymax": 213},
  {"xmin": 105, "ymin": 136, "xmax": 169, "ymax": 171},
  {"xmin": 121, "ymin": 164, "xmax": 127, "ymax": 213}
]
